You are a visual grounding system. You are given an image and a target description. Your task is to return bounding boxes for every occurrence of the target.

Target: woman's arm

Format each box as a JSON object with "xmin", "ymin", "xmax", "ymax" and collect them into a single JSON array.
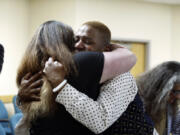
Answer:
[
  {"xmin": 55, "ymin": 72, "xmax": 137, "ymax": 134},
  {"xmin": 101, "ymin": 47, "xmax": 136, "ymax": 83}
]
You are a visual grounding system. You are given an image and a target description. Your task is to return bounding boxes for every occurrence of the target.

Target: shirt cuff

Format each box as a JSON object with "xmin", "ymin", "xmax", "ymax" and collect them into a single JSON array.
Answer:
[{"xmin": 52, "ymin": 80, "xmax": 67, "ymax": 93}]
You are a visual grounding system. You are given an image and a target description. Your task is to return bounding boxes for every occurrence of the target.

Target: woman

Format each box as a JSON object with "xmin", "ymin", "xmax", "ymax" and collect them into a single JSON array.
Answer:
[
  {"xmin": 16, "ymin": 20, "xmax": 137, "ymax": 135},
  {"xmin": 137, "ymin": 61, "xmax": 180, "ymax": 135}
]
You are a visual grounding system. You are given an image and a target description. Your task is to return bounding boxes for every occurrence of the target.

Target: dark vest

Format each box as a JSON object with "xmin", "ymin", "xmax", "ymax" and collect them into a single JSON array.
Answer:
[{"xmin": 102, "ymin": 93, "xmax": 154, "ymax": 135}]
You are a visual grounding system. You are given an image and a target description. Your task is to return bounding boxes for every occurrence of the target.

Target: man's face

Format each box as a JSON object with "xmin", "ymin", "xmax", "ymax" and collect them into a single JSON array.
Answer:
[{"xmin": 74, "ymin": 25, "xmax": 105, "ymax": 52}]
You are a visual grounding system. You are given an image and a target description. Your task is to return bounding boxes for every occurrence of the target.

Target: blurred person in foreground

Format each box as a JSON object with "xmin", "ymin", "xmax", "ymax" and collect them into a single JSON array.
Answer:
[{"xmin": 0, "ymin": 44, "xmax": 4, "ymax": 73}]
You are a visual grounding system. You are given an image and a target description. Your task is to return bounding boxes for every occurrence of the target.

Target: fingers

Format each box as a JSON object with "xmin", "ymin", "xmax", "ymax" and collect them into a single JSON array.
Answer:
[
  {"xmin": 28, "ymin": 95, "xmax": 41, "ymax": 102},
  {"xmin": 45, "ymin": 57, "xmax": 53, "ymax": 67},
  {"xmin": 110, "ymin": 43, "xmax": 124, "ymax": 48},
  {"xmin": 22, "ymin": 72, "xmax": 32, "ymax": 80},
  {"xmin": 18, "ymin": 92, "xmax": 41, "ymax": 102},
  {"xmin": 104, "ymin": 46, "xmax": 112, "ymax": 52},
  {"xmin": 54, "ymin": 61, "xmax": 63, "ymax": 68},
  {"xmin": 28, "ymin": 71, "xmax": 43, "ymax": 85},
  {"xmin": 18, "ymin": 71, "xmax": 43, "ymax": 103},
  {"xmin": 29, "ymin": 79, "xmax": 43, "ymax": 89},
  {"xmin": 43, "ymin": 57, "xmax": 63, "ymax": 73},
  {"xmin": 44, "ymin": 57, "xmax": 54, "ymax": 71},
  {"xmin": 48, "ymin": 57, "xmax": 53, "ymax": 62},
  {"xmin": 47, "ymin": 57, "xmax": 62, "ymax": 66},
  {"xmin": 29, "ymin": 88, "xmax": 41, "ymax": 95}
]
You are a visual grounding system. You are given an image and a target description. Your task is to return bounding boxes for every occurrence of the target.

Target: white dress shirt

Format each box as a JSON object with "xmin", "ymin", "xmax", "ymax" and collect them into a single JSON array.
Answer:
[{"xmin": 56, "ymin": 72, "xmax": 137, "ymax": 134}]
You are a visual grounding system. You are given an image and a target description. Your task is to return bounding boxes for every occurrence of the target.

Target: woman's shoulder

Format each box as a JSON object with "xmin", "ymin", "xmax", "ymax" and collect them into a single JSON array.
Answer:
[{"xmin": 73, "ymin": 51, "xmax": 104, "ymax": 65}]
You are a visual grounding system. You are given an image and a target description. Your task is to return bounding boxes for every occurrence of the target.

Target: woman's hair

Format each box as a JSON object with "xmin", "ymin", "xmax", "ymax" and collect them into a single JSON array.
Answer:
[
  {"xmin": 16, "ymin": 20, "xmax": 76, "ymax": 121},
  {"xmin": 17, "ymin": 20, "xmax": 75, "ymax": 86},
  {"xmin": 136, "ymin": 61, "xmax": 180, "ymax": 122}
]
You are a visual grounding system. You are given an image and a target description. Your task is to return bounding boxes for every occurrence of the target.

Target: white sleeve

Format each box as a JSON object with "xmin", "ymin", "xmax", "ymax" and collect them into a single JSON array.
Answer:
[{"xmin": 55, "ymin": 72, "xmax": 137, "ymax": 134}]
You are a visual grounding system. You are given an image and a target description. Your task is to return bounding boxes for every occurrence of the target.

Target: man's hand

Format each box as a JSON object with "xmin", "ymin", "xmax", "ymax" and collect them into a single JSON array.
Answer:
[
  {"xmin": 18, "ymin": 71, "xmax": 43, "ymax": 103},
  {"xmin": 43, "ymin": 57, "xmax": 66, "ymax": 88},
  {"xmin": 104, "ymin": 44, "xmax": 124, "ymax": 52}
]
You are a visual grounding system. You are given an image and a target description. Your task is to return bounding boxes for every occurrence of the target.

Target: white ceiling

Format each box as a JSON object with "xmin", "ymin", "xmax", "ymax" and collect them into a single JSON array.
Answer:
[{"xmin": 142, "ymin": 0, "xmax": 180, "ymax": 5}]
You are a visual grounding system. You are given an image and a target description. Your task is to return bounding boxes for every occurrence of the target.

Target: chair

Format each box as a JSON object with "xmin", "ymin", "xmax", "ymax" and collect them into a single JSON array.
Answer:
[
  {"xmin": 12, "ymin": 95, "xmax": 21, "ymax": 114},
  {"xmin": 9, "ymin": 113, "xmax": 23, "ymax": 135},
  {"xmin": 0, "ymin": 100, "xmax": 12, "ymax": 135},
  {"xmin": 0, "ymin": 124, "xmax": 6, "ymax": 135}
]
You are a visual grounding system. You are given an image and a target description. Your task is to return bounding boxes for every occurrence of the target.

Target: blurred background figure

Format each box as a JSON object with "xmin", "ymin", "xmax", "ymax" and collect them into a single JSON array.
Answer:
[
  {"xmin": 136, "ymin": 61, "xmax": 180, "ymax": 135},
  {"xmin": 0, "ymin": 44, "xmax": 4, "ymax": 73}
]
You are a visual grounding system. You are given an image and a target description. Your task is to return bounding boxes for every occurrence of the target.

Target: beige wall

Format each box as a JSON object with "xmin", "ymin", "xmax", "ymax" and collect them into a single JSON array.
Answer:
[
  {"xmin": 0, "ymin": 0, "xmax": 29, "ymax": 95},
  {"xmin": 29, "ymin": 0, "xmax": 76, "ymax": 37},
  {"xmin": 172, "ymin": 5, "xmax": 180, "ymax": 61},
  {"xmin": 75, "ymin": 0, "xmax": 172, "ymax": 68},
  {"xmin": 0, "ymin": 0, "xmax": 180, "ymax": 100}
]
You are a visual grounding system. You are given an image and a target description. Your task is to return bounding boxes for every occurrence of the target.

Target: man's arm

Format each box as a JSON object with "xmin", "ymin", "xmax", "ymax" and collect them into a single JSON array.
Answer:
[
  {"xmin": 55, "ymin": 72, "xmax": 137, "ymax": 134},
  {"xmin": 17, "ymin": 72, "xmax": 43, "ymax": 106}
]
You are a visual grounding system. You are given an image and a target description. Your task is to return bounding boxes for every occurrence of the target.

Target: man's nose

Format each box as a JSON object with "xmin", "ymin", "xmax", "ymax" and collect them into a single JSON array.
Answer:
[{"xmin": 75, "ymin": 40, "xmax": 85, "ymax": 50}]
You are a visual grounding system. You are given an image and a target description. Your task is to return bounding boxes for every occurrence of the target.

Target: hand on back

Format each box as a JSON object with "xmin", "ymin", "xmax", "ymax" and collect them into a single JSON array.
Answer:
[
  {"xmin": 18, "ymin": 57, "xmax": 66, "ymax": 103},
  {"xmin": 18, "ymin": 71, "xmax": 43, "ymax": 103}
]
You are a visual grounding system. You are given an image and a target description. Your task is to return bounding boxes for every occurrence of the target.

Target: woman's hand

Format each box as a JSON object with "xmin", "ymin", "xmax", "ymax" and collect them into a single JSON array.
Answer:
[{"xmin": 43, "ymin": 57, "xmax": 66, "ymax": 88}]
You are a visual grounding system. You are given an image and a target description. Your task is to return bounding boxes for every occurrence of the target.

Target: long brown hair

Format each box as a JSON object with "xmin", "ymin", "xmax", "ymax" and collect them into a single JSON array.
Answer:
[{"xmin": 16, "ymin": 20, "xmax": 76, "ymax": 121}]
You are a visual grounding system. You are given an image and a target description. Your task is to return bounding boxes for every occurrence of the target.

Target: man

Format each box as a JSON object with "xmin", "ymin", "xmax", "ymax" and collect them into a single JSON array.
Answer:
[
  {"xmin": 73, "ymin": 21, "xmax": 154, "ymax": 135},
  {"xmin": 0, "ymin": 44, "xmax": 4, "ymax": 73},
  {"xmin": 136, "ymin": 61, "xmax": 180, "ymax": 135},
  {"xmin": 17, "ymin": 21, "xmax": 154, "ymax": 135}
]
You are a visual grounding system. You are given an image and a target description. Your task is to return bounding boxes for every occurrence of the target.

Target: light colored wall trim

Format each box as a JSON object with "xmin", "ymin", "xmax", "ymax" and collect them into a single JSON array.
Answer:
[{"xmin": 0, "ymin": 95, "xmax": 14, "ymax": 103}]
